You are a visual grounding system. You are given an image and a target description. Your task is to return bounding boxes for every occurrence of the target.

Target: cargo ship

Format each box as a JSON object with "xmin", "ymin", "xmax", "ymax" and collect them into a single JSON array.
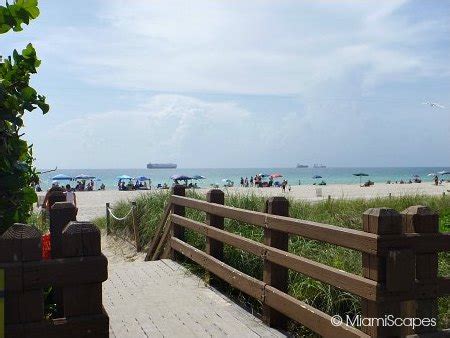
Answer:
[
  {"xmin": 147, "ymin": 163, "xmax": 177, "ymax": 169},
  {"xmin": 296, "ymin": 164, "xmax": 308, "ymax": 168},
  {"xmin": 313, "ymin": 164, "xmax": 326, "ymax": 168}
]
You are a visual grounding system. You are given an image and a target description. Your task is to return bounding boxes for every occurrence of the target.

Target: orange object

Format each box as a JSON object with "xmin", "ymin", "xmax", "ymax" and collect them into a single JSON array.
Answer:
[{"xmin": 42, "ymin": 233, "xmax": 51, "ymax": 259}]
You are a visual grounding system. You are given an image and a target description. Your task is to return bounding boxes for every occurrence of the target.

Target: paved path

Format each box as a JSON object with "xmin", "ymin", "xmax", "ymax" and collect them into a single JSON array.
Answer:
[{"xmin": 104, "ymin": 259, "xmax": 284, "ymax": 337}]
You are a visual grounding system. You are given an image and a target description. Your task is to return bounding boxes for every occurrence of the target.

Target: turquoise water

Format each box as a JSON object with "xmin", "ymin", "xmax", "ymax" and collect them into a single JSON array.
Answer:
[{"xmin": 38, "ymin": 167, "xmax": 448, "ymax": 190}]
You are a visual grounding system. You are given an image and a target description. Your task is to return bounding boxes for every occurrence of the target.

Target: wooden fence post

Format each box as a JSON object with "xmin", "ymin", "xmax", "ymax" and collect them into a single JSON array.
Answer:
[
  {"xmin": 106, "ymin": 202, "xmax": 111, "ymax": 235},
  {"xmin": 62, "ymin": 222, "xmax": 103, "ymax": 309},
  {"xmin": 263, "ymin": 197, "xmax": 289, "ymax": 330},
  {"xmin": 170, "ymin": 185, "xmax": 186, "ymax": 259},
  {"xmin": 0, "ymin": 224, "xmax": 43, "ymax": 330},
  {"xmin": 49, "ymin": 202, "xmax": 77, "ymax": 259},
  {"xmin": 362, "ymin": 208, "xmax": 414, "ymax": 337},
  {"xmin": 205, "ymin": 189, "xmax": 225, "ymax": 260},
  {"xmin": 402, "ymin": 206, "xmax": 439, "ymax": 335}
]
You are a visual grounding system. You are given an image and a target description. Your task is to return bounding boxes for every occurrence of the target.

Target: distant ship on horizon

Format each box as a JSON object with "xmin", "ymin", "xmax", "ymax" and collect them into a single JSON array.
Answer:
[
  {"xmin": 296, "ymin": 164, "xmax": 309, "ymax": 168},
  {"xmin": 313, "ymin": 164, "xmax": 326, "ymax": 168},
  {"xmin": 147, "ymin": 163, "xmax": 177, "ymax": 169}
]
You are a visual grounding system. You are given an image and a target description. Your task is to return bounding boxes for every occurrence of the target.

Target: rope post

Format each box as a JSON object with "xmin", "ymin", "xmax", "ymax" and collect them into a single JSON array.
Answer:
[
  {"xmin": 263, "ymin": 196, "xmax": 289, "ymax": 330},
  {"xmin": 105, "ymin": 203, "xmax": 110, "ymax": 235},
  {"xmin": 131, "ymin": 201, "xmax": 140, "ymax": 251},
  {"xmin": 170, "ymin": 185, "xmax": 186, "ymax": 260}
]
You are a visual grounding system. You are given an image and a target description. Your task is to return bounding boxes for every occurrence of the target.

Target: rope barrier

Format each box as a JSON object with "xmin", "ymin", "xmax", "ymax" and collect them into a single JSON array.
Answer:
[
  {"xmin": 107, "ymin": 206, "xmax": 134, "ymax": 221},
  {"xmin": 106, "ymin": 202, "xmax": 141, "ymax": 251}
]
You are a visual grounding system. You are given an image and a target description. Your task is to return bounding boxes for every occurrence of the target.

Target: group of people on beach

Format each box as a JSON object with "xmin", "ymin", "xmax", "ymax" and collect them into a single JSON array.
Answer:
[
  {"xmin": 75, "ymin": 179, "xmax": 104, "ymax": 191},
  {"xmin": 239, "ymin": 175, "xmax": 290, "ymax": 192},
  {"xmin": 118, "ymin": 179, "xmax": 150, "ymax": 191}
]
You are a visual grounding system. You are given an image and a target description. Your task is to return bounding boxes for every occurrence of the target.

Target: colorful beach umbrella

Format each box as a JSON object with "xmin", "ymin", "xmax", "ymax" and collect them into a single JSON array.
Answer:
[
  {"xmin": 75, "ymin": 174, "xmax": 96, "ymax": 180},
  {"xmin": 52, "ymin": 174, "xmax": 73, "ymax": 181},
  {"xmin": 117, "ymin": 175, "xmax": 133, "ymax": 180},
  {"xmin": 136, "ymin": 176, "xmax": 150, "ymax": 181},
  {"xmin": 170, "ymin": 174, "xmax": 191, "ymax": 181},
  {"xmin": 270, "ymin": 173, "xmax": 283, "ymax": 179}
]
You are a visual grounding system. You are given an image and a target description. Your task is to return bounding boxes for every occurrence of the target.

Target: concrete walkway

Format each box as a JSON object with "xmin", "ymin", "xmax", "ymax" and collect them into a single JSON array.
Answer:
[{"xmin": 103, "ymin": 259, "xmax": 285, "ymax": 337}]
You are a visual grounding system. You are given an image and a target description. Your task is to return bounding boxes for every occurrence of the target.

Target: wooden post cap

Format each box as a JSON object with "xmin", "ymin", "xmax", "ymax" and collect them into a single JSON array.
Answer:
[
  {"xmin": 62, "ymin": 221, "xmax": 101, "ymax": 257},
  {"xmin": 401, "ymin": 205, "xmax": 439, "ymax": 233},
  {"xmin": 0, "ymin": 223, "xmax": 42, "ymax": 262},
  {"xmin": 266, "ymin": 197, "xmax": 289, "ymax": 216},
  {"xmin": 207, "ymin": 189, "xmax": 224, "ymax": 204},
  {"xmin": 1, "ymin": 223, "xmax": 41, "ymax": 239},
  {"xmin": 363, "ymin": 208, "xmax": 402, "ymax": 234},
  {"xmin": 172, "ymin": 184, "xmax": 186, "ymax": 195}
]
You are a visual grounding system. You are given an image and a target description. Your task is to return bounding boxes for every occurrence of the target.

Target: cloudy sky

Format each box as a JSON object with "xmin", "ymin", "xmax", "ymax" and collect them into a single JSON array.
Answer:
[{"xmin": 2, "ymin": 0, "xmax": 449, "ymax": 168}]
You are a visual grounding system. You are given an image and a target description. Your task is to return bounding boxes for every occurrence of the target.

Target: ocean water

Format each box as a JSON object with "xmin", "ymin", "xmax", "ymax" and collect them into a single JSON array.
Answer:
[{"xmin": 37, "ymin": 167, "xmax": 448, "ymax": 191}]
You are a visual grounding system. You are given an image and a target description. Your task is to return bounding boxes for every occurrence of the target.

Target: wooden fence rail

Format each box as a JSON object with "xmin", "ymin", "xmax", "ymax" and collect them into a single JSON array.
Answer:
[
  {"xmin": 0, "ymin": 199, "xmax": 109, "ymax": 337},
  {"xmin": 147, "ymin": 185, "xmax": 450, "ymax": 338}
]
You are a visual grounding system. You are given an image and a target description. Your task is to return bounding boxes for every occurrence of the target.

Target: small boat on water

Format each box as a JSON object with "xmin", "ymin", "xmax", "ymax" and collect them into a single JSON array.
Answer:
[{"xmin": 147, "ymin": 163, "xmax": 177, "ymax": 169}]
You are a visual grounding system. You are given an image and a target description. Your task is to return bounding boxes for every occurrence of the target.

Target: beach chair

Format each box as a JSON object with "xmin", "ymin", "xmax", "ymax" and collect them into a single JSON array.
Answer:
[{"xmin": 315, "ymin": 187, "xmax": 322, "ymax": 197}]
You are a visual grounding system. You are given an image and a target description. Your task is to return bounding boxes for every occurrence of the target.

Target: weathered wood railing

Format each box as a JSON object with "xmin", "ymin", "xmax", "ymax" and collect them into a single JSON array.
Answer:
[
  {"xmin": 0, "ymin": 201, "xmax": 109, "ymax": 337},
  {"xmin": 146, "ymin": 185, "xmax": 450, "ymax": 337}
]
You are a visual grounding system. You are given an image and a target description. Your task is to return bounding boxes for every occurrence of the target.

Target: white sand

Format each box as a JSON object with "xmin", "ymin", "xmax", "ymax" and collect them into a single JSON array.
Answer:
[{"xmin": 37, "ymin": 182, "xmax": 449, "ymax": 222}]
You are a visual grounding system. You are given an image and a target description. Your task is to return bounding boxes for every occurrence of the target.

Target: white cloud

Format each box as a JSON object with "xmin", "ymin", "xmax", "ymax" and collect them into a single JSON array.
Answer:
[
  {"xmin": 42, "ymin": 95, "xmax": 261, "ymax": 168},
  {"xmin": 35, "ymin": 0, "xmax": 449, "ymax": 96}
]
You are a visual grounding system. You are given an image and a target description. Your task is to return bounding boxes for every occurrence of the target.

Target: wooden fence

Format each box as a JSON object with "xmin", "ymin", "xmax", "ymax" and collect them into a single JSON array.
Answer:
[
  {"xmin": 0, "ymin": 200, "xmax": 109, "ymax": 337},
  {"xmin": 146, "ymin": 185, "xmax": 450, "ymax": 337}
]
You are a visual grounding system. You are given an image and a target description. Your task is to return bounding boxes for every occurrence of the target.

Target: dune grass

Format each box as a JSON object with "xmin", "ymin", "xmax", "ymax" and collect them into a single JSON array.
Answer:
[{"xmin": 95, "ymin": 191, "xmax": 450, "ymax": 335}]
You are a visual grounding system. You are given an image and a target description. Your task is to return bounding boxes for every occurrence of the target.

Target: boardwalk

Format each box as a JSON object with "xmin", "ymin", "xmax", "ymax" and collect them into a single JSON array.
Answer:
[{"xmin": 104, "ymin": 259, "xmax": 285, "ymax": 337}]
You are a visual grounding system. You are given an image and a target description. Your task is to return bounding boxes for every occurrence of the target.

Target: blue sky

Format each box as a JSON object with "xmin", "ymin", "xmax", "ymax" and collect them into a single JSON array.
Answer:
[{"xmin": 1, "ymin": 0, "xmax": 449, "ymax": 168}]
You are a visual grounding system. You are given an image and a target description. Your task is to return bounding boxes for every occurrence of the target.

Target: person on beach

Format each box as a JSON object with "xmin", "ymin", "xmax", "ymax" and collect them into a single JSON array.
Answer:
[
  {"xmin": 64, "ymin": 184, "xmax": 77, "ymax": 207},
  {"xmin": 434, "ymin": 175, "xmax": 439, "ymax": 186},
  {"xmin": 250, "ymin": 176, "xmax": 253, "ymax": 187},
  {"xmin": 42, "ymin": 183, "xmax": 65, "ymax": 212},
  {"xmin": 240, "ymin": 177, "xmax": 244, "ymax": 187}
]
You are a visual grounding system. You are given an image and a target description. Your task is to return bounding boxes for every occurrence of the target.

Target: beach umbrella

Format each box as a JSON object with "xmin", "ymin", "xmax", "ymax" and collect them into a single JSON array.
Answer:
[
  {"xmin": 117, "ymin": 175, "xmax": 133, "ymax": 180},
  {"xmin": 312, "ymin": 175, "xmax": 322, "ymax": 179},
  {"xmin": 75, "ymin": 174, "xmax": 96, "ymax": 180},
  {"xmin": 192, "ymin": 175, "xmax": 206, "ymax": 180},
  {"xmin": 170, "ymin": 174, "xmax": 192, "ymax": 181},
  {"xmin": 259, "ymin": 173, "xmax": 270, "ymax": 178},
  {"xmin": 136, "ymin": 176, "xmax": 150, "ymax": 181},
  {"xmin": 52, "ymin": 174, "xmax": 73, "ymax": 181},
  {"xmin": 353, "ymin": 172, "xmax": 369, "ymax": 185},
  {"xmin": 270, "ymin": 173, "xmax": 283, "ymax": 179},
  {"xmin": 412, "ymin": 175, "xmax": 420, "ymax": 178}
]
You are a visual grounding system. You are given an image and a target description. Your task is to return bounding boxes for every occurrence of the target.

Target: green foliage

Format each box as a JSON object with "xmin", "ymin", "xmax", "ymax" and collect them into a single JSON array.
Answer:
[
  {"xmin": 0, "ymin": 0, "xmax": 39, "ymax": 33},
  {"xmin": 1, "ymin": 0, "xmax": 48, "ymax": 233},
  {"xmin": 101, "ymin": 193, "xmax": 450, "ymax": 334}
]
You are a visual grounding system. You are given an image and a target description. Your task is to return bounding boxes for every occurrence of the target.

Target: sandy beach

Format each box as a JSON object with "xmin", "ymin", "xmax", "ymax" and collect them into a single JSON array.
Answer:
[{"xmin": 37, "ymin": 182, "xmax": 449, "ymax": 222}]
